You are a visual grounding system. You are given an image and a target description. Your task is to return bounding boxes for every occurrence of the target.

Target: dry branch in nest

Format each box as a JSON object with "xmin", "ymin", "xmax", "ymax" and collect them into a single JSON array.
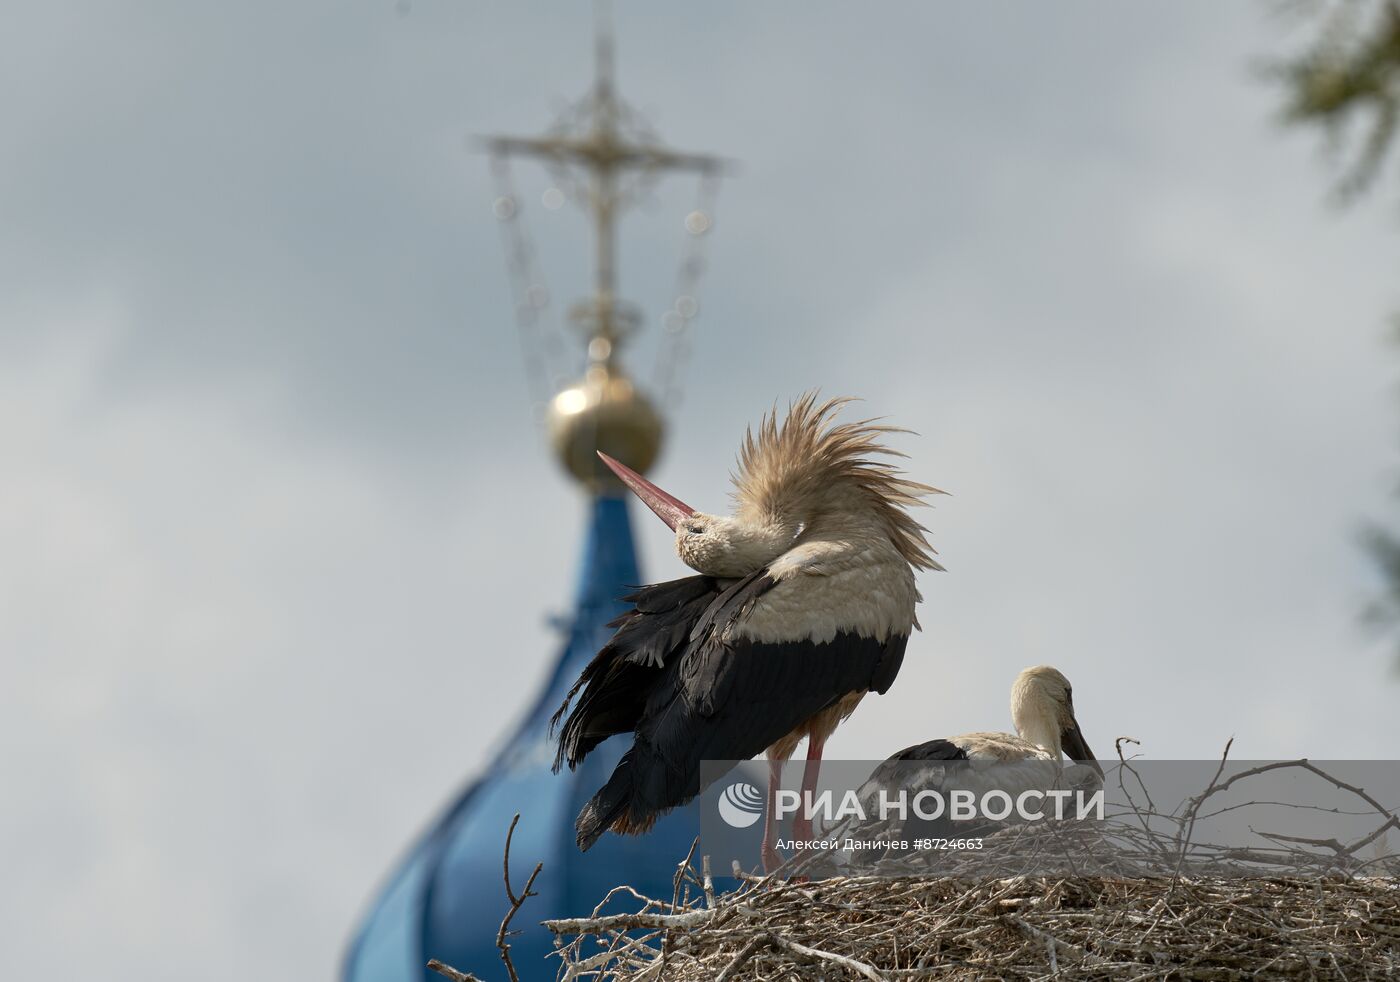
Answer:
[
  {"xmin": 547, "ymin": 872, "xmax": 1399, "ymax": 981},
  {"xmin": 542, "ymin": 747, "xmax": 1400, "ymax": 980}
]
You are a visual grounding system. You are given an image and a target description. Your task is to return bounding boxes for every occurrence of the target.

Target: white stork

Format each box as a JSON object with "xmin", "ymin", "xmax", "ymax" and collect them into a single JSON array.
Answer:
[
  {"xmin": 552, "ymin": 394, "xmax": 942, "ymax": 871},
  {"xmin": 850, "ymin": 665, "xmax": 1102, "ymax": 847}
]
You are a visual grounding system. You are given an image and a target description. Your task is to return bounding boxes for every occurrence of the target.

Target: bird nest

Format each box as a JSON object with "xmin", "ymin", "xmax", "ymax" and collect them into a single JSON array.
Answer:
[
  {"xmin": 536, "ymin": 750, "xmax": 1400, "ymax": 981},
  {"xmin": 429, "ymin": 751, "xmax": 1400, "ymax": 982},
  {"xmin": 542, "ymin": 868, "xmax": 1400, "ymax": 981}
]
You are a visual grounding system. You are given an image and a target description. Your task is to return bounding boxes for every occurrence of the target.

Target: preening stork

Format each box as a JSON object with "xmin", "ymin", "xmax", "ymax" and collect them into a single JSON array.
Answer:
[
  {"xmin": 850, "ymin": 665, "xmax": 1102, "ymax": 848},
  {"xmin": 551, "ymin": 395, "xmax": 943, "ymax": 871}
]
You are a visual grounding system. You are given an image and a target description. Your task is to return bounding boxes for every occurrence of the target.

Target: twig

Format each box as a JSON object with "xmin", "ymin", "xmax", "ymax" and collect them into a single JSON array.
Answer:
[
  {"xmin": 1172, "ymin": 737, "xmax": 1235, "ymax": 886},
  {"xmin": 1002, "ymin": 914, "xmax": 1103, "ymax": 967},
  {"xmin": 497, "ymin": 813, "xmax": 543, "ymax": 982},
  {"xmin": 1257, "ymin": 816, "xmax": 1400, "ymax": 859},
  {"xmin": 672, "ymin": 836, "xmax": 700, "ymax": 909},
  {"xmin": 763, "ymin": 930, "xmax": 887, "ymax": 981},
  {"xmin": 714, "ymin": 933, "xmax": 771, "ymax": 982},
  {"xmin": 427, "ymin": 959, "xmax": 485, "ymax": 982},
  {"xmin": 545, "ymin": 907, "xmax": 720, "ymax": 934}
]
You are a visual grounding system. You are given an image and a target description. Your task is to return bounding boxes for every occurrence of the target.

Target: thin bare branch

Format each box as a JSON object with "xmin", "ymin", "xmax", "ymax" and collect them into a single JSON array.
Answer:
[
  {"xmin": 427, "ymin": 959, "xmax": 486, "ymax": 982},
  {"xmin": 496, "ymin": 814, "xmax": 543, "ymax": 982}
]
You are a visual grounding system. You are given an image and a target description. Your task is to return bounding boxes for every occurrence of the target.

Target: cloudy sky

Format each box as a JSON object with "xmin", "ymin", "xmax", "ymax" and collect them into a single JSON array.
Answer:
[{"xmin": 4, "ymin": 3, "xmax": 1399, "ymax": 980}]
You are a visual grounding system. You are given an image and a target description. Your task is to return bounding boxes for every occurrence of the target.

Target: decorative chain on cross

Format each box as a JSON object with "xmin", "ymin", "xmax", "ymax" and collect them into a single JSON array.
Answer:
[
  {"xmin": 652, "ymin": 171, "xmax": 722, "ymax": 411},
  {"xmin": 489, "ymin": 153, "xmax": 570, "ymax": 416}
]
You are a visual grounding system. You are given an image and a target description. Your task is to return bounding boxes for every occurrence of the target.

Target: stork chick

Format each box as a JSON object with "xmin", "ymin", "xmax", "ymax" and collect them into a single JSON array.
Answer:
[
  {"xmin": 853, "ymin": 665, "xmax": 1102, "ymax": 848},
  {"xmin": 552, "ymin": 394, "xmax": 943, "ymax": 871}
]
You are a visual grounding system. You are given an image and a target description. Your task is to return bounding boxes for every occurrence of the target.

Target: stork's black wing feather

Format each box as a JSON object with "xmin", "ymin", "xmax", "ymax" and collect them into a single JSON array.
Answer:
[
  {"xmin": 859, "ymin": 737, "xmax": 969, "ymax": 798},
  {"xmin": 575, "ymin": 615, "xmax": 910, "ymax": 849},
  {"xmin": 607, "ymin": 575, "xmax": 723, "ymax": 664},
  {"xmin": 888, "ymin": 738, "xmax": 970, "ymax": 763},
  {"xmin": 687, "ymin": 568, "xmax": 774, "ymax": 646},
  {"xmin": 551, "ymin": 575, "xmax": 723, "ymax": 771},
  {"xmin": 846, "ymin": 738, "xmax": 972, "ymax": 862}
]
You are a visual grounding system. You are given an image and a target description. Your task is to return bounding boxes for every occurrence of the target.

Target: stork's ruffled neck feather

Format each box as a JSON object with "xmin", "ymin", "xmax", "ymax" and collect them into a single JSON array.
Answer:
[{"xmin": 731, "ymin": 393, "xmax": 945, "ymax": 572}]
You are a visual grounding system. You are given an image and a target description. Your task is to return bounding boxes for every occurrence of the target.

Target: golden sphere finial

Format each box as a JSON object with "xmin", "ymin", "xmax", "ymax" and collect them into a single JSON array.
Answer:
[{"xmin": 547, "ymin": 365, "xmax": 664, "ymax": 489}]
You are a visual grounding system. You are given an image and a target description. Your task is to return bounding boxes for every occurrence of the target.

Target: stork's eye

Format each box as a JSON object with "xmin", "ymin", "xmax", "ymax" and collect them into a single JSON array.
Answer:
[{"xmin": 683, "ymin": 520, "xmax": 704, "ymax": 534}]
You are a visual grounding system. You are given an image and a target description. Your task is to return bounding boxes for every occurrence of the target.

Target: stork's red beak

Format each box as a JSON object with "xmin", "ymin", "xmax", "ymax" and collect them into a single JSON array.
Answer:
[{"xmin": 597, "ymin": 452, "xmax": 697, "ymax": 531}]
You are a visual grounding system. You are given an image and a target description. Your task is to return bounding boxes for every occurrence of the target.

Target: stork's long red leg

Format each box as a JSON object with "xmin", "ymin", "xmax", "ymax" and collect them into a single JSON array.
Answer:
[
  {"xmin": 790, "ymin": 735, "xmax": 826, "ymax": 848},
  {"xmin": 761, "ymin": 757, "xmax": 785, "ymax": 874}
]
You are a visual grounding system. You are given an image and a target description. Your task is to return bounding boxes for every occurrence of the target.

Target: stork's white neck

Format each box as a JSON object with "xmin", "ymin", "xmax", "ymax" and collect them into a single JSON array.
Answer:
[
  {"xmin": 1017, "ymin": 716, "xmax": 1062, "ymax": 758},
  {"xmin": 1011, "ymin": 693, "xmax": 1064, "ymax": 759}
]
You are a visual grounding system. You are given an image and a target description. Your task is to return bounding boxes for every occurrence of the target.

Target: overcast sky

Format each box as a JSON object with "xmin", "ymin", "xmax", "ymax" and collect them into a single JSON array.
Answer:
[{"xmin": 4, "ymin": 3, "xmax": 1400, "ymax": 980}]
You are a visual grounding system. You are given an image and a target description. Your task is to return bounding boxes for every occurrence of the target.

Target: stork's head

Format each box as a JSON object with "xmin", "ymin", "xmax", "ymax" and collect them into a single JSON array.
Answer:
[
  {"xmin": 598, "ymin": 394, "xmax": 944, "ymax": 578},
  {"xmin": 1010, "ymin": 665, "xmax": 1103, "ymax": 776},
  {"xmin": 594, "ymin": 452, "xmax": 796, "ymax": 577}
]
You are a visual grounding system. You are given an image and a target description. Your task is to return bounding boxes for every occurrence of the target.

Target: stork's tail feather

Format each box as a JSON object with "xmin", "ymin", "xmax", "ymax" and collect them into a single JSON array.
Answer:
[
  {"xmin": 574, "ymin": 758, "xmax": 663, "ymax": 850},
  {"xmin": 574, "ymin": 800, "xmax": 610, "ymax": 852},
  {"xmin": 575, "ymin": 786, "xmax": 628, "ymax": 852}
]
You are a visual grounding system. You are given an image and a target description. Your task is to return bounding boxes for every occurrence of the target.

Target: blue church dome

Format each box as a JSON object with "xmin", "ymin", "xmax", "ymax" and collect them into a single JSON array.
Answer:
[{"xmin": 343, "ymin": 493, "xmax": 700, "ymax": 982}]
